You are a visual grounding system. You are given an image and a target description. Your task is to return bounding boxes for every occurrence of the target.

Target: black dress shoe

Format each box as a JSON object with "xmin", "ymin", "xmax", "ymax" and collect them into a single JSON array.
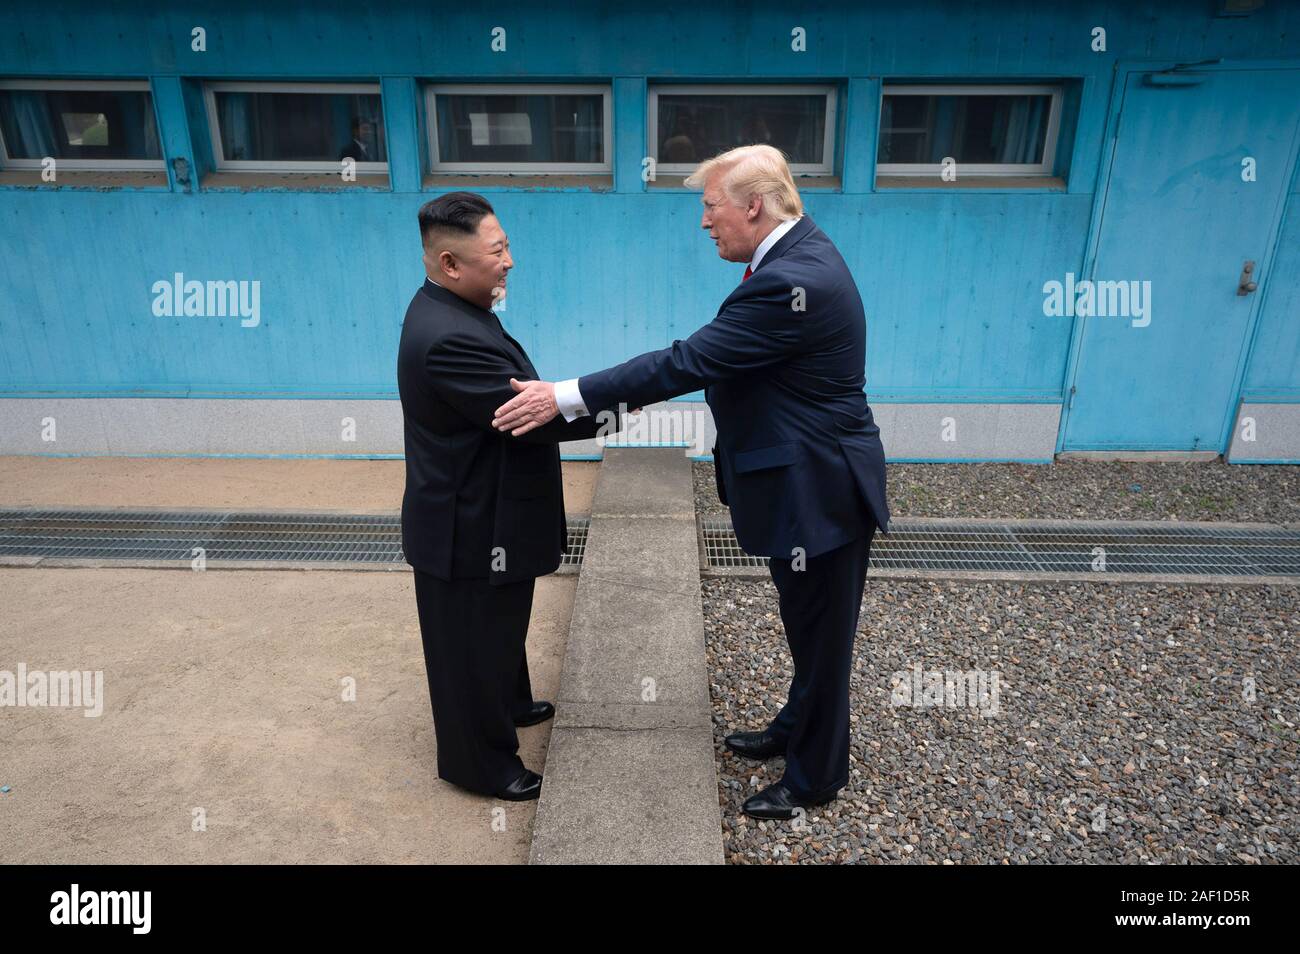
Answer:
[
  {"xmin": 741, "ymin": 781, "xmax": 834, "ymax": 820},
  {"xmin": 724, "ymin": 729, "xmax": 786, "ymax": 760},
  {"xmin": 513, "ymin": 700, "xmax": 555, "ymax": 727},
  {"xmin": 494, "ymin": 769, "xmax": 542, "ymax": 801}
]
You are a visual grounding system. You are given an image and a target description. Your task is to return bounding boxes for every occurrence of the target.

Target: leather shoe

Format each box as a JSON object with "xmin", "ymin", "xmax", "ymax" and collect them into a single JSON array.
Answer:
[
  {"xmin": 494, "ymin": 769, "xmax": 542, "ymax": 801},
  {"xmin": 513, "ymin": 700, "xmax": 555, "ymax": 727},
  {"xmin": 741, "ymin": 781, "xmax": 833, "ymax": 820},
  {"xmin": 724, "ymin": 729, "xmax": 786, "ymax": 760}
]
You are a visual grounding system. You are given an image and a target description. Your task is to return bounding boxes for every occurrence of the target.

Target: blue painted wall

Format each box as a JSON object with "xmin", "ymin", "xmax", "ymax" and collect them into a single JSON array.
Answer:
[
  {"xmin": 1245, "ymin": 164, "xmax": 1300, "ymax": 401},
  {"xmin": 1, "ymin": 1, "xmax": 1298, "ymax": 450}
]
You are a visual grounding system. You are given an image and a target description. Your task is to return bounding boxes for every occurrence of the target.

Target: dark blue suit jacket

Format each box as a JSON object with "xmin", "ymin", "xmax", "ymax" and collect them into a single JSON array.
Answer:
[{"xmin": 578, "ymin": 215, "xmax": 890, "ymax": 559}]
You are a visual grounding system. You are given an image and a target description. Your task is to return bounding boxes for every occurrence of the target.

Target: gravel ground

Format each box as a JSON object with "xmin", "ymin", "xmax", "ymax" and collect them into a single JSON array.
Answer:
[
  {"xmin": 693, "ymin": 460, "xmax": 1300, "ymax": 524},
  {"xmin": 705, "ymin": 576, "xmax": 1299, "ymax": 864}
]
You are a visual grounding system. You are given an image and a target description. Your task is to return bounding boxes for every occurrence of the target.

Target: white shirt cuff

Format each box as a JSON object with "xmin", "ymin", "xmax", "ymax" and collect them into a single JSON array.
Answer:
[{"xmin": 554, "ymin": 378, "xmax": 589, "ymax": 422}]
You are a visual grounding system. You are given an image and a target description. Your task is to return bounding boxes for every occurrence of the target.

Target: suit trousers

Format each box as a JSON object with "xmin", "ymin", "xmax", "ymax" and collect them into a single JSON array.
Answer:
[
  {"xmin": 413, "ymin": 570, "xmax": 537, "ymax": 795},
  {"xmin": 765, "ymin": 526, "xmax": 874, "ymax": 801}
]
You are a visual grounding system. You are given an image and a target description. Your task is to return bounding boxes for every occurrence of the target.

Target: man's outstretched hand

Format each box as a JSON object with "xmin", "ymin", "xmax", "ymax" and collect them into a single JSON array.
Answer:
[{"xmin": 493, "ymin": 378, "xmax": 559, "ymax": 436}]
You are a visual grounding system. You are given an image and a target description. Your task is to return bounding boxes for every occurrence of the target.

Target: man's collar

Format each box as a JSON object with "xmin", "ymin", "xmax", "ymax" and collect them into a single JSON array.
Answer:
[
  {"xmin": 750, "ymin": 216, "xmax": 802, "ymax": 271},
  {"xmin": 421, "ymin": 276, "xmax": 493, "ymax": 318}
]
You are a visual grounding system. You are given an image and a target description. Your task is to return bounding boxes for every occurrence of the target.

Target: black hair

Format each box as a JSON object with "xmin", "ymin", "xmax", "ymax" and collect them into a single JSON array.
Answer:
[{"xmin": 418, "ymin": 192, "xmax": 495, "ymax": 246}]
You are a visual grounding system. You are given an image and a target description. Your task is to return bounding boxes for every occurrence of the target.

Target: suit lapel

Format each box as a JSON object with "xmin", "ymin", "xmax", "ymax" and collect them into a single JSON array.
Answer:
[{"xmin": 492, "ymin": 316, "xmax": 539, "ymax": 379}]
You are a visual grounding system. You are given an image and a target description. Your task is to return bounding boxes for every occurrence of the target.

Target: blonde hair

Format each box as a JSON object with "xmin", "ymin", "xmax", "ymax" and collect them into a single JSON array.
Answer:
[{"xmin": 683, "ymin": 143, "xmax": 803, "ymax": 221}]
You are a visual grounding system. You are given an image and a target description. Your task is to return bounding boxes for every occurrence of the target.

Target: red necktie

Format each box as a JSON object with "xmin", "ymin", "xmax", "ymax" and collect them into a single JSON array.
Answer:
[{"xmin": 742, "ymin": 265, "xmax": 753, "ymax": 282}]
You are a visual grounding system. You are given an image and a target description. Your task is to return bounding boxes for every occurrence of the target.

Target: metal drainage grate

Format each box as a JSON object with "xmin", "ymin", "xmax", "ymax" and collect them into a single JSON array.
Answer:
[
  {"xmin": 0, "ymin": 509, "xmax": 589, "ymax": 568},
  {"xmin": 699, "ymin": 517, "xmax": 1300, "ymax": 577},
  {"xmin": 561, "ymin": 518, "xmax": 588, "ymax": 567}
]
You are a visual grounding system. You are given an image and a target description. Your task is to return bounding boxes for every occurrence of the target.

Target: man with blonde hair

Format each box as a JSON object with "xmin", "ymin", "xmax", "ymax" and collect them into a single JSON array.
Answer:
[{"xmin": 491, "ymin": 145, "xmax": 890, "ymax": 819}]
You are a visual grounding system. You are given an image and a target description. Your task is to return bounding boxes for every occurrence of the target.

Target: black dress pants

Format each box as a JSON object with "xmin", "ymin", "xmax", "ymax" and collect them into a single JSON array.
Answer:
[
  {"xmin": 765, "ymin": 527, "xmax": 874, "ymax": 801},
  {"xmin": 413, "ymin": 570, "xmax": 537, "ymax": 795}
]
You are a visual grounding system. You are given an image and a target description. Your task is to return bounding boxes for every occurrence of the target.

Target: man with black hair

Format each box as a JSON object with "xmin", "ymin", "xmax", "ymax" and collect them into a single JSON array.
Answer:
[
  {"xmin": 397, "ymin": 192, "xmax": 613, "ymax": 801},
  {"xmin": 339, "ymin": 118, "xmax": 373, "ymax": 162}
]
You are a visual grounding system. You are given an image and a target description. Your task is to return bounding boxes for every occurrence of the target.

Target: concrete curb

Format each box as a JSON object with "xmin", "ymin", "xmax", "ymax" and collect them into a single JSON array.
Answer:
[{"xmin": 529, "ymin": 448, "xmax": 724, "ymax": 865}]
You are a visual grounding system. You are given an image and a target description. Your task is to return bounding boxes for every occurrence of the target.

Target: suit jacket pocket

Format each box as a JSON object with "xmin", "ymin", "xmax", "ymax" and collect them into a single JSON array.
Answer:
[
  {"xmin": 831, "ymin": 422, "xmax": 890, "ymax": 533},
  {"xmin": 732, "ymin": 441, "xmax": 798, "ymax": 474}
]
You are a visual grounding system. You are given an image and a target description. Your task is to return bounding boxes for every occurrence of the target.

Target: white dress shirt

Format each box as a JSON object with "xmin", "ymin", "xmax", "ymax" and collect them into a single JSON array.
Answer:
[{"xmin": 555, "ymin": 215, "xmax": 802, "ymax": 421}]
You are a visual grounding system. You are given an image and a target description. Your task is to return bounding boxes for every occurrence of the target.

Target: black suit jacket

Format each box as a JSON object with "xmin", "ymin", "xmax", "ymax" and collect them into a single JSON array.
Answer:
[
  {"xmin": 339, "ymin": 139, "xmax": 370, "ymax": 161},
  {"xmin": 397, "ymin": 279, "xmax": 609, "ymax": 584}
]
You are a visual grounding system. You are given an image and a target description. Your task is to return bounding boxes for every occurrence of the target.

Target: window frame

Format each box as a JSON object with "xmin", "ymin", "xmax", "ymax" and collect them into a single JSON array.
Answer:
[
  {"xmin": 0, "ymin": 79, "xmax": 166, "ymax": 171},
  {"xmin": 425, "ymin": 82, "xmax": 613, "ymax": 175},
  {"xmin": 876, "ymin": 83, "xmax": 1064, "ymax": 177},
  {"xmin": 648, "ymin": 83, "xmax": 838, "ymax": 176},
  {"xmin": 203, "ymin": 80, "xmax": 388, "ymax": 174}
]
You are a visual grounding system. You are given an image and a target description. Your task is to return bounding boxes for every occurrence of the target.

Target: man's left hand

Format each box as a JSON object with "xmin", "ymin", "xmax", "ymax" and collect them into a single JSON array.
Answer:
[{"xmin": 493, "ymin": 378, "xmax": 558, "ymax": 436}]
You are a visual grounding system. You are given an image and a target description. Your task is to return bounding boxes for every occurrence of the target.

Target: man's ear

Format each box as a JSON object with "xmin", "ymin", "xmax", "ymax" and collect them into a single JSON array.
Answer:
[
  {"xmin": 746, "ymin": 194, "xmax": 764, "ymax": 221},
  {"xmin": 437, "ymin": 249, "xmax": 459, "ymax": 280}
]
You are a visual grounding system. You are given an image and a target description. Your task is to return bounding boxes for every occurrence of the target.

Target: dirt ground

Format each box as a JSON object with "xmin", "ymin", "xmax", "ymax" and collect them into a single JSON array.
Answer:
[
  {"xmin": 0, "ymin": 567, "xmax": 575, "ymax": 864},
  {"xmin": 0, "ymin": 457, "xmax": 598, "ymax": 863},
  {"xmin": 0, "ymin": 457, "xmax": 598, "ymax": 515}
]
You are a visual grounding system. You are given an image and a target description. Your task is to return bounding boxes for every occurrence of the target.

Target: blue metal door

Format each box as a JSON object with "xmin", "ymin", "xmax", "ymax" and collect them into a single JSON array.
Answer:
[{"xmin": 1062, "ymin": 68, "xmax": 1300, "ymax": 451}]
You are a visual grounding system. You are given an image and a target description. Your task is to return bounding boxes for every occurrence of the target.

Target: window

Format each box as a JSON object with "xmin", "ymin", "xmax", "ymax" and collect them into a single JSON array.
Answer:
[
  {"xmin": 877, "ymin": 84, "xmax": 1063, "ymax": 176},
  {"xmin": 205, "ymin": 82, "xmax": 386, "ymax": 172},
  {"xmin": 426, "ymin": 84, "xmax": 611, "ymax": 174},
  {"xmin": 0, "ymin": 80, "xmax": 163, "ymax": 170},
  {"xmin": 649, "ymin": 84, "xmax": 837, "ymax": 175}
]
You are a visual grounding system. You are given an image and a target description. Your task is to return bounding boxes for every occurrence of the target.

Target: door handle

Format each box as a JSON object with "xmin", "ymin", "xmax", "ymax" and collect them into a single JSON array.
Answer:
[{"xmin": 1237, "ymin": 261, "xmax": 1258, "ymax": 296}]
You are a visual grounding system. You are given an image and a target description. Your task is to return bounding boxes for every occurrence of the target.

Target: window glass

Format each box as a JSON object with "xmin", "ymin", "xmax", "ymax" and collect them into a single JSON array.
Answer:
[
  {"xmin": 434, "ymin": 92, "xmax": 604, "ymax": 165},
  {"xmin": 0, "ymin": 87, "xmax": 161, "ymax": 161},
  {"xmin": 213, "ymin": 89, "xmax": 385, "ymax": 163},
  {"xmin": 879, "ymin": 91, "xmax": 1053, "ymax": 166},
  {"xmin": 656, "ymin": 92, "xmax": 827, "ymax": 166}
]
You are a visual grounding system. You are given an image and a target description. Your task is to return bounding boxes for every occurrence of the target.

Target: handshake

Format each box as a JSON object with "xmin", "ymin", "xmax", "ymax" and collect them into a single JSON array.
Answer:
[
  {"xmin": 492, "ymin": 378, "xmax": 640, "ymax": 436},
  {"xmin": 491, "ymin": 378, "xmax": 560, "ymax": 436}
]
